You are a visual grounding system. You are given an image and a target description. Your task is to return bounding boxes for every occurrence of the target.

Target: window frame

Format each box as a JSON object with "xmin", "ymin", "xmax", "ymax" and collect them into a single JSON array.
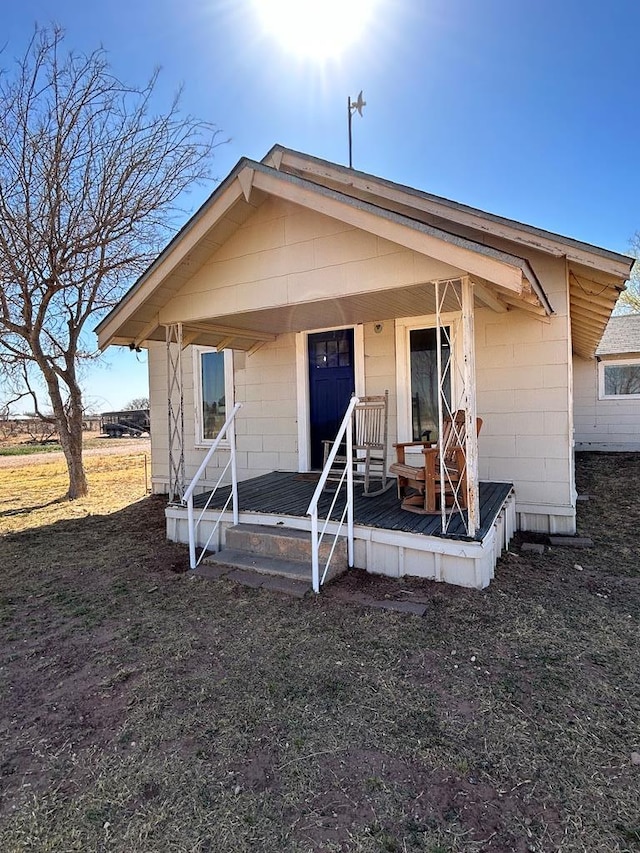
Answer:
[
  {"xmin": 395, "ymin": 313, "xmax": 461, "ymax": 451},
  {"xmin": 598, "ymin": 357, "xmax": 640, "ymax": 400},
  {"xmin": 193, "ymin": 346, "xmax": 235, "ymax": 447}
]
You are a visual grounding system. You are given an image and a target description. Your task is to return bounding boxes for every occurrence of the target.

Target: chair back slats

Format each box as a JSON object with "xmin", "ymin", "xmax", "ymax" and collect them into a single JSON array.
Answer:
[
  {"xmin": 322, "ymin": 391, "xmax": 393, "ymax": 496},
  {"xmin": 354, "ymin": 396, "xmax": 386, "ymax": 449}
]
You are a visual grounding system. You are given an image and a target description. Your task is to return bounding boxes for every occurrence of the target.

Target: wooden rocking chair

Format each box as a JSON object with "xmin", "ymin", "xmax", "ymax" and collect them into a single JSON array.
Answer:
[
  {"xmin": 322, "ymin": 392, "xmax": 394, "ymax": 497},
  {"xmin": 389, "ymin": 410, "xmax": 483, "ymax": 514}
]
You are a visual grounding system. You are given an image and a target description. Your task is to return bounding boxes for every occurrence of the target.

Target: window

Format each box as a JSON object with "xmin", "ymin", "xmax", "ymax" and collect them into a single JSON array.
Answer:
[
  {"xmin": 599, "ymin": 358, "xmax": 640, "ymax": 399},
  {"xmin": 395, "ymin": 315, "xmax": 459, "ymax": 446},
  {"xmin": 309, "ymin": 334, "xmax": 352, "ymax": 369},
  {"xmin": 194, "ymin": 347, "xmax": 234, "ymax": 444},
  {"xmin": 409, "ymin": 327, "xmax": 451, "ymax": 440}
]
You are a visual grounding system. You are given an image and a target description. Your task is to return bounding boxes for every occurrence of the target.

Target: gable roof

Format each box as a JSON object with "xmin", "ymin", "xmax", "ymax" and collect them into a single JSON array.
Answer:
[
  {"xmin": 597, "ymin": 314, "xmax": 640, "ymax": 357},
  {"xmin": 267, "ymin": 146, "xmax": 628, "ymax": 273},
  {"xmin": 267, "ymin": 147, "xmax": 634, "ymax": 359},
  {"xmin": 96, "ymin": 145, "xmax": 634, "ymax": 358}
]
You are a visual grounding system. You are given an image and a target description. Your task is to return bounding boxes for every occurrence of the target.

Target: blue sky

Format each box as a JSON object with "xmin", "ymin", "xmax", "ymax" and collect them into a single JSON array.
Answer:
[{"xmin": 4, "ymin": 0, "xmax": 640, "ymax": 410}]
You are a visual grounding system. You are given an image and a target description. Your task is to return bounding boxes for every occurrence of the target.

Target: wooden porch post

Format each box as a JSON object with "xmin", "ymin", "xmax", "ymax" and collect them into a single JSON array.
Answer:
[{"xmin": 461, "ymin": 276, "xmax": 479, "ymax": 535}]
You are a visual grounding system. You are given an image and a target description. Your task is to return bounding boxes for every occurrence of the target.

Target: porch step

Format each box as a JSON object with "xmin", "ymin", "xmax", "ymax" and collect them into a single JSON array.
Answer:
[
  {"xmin": 226, "ymin": 523, "xmax": 346, "ymax": 563},
  {"xmin": 203, "ymin": 523, "xmax": 348, "ymax": 584},
  {"xmin": 204, "ymin": 548, "xmax": 312, "ymax": 581}
]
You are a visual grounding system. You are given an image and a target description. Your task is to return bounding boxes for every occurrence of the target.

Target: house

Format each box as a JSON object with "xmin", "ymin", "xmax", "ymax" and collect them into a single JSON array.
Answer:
[
  {"xmin": 95, "ymin": 146, "xmax": 633, "ymax": 589},
  {"xmin": 574, "ymin": 313, "xmax": 640, "ymax": 451}
]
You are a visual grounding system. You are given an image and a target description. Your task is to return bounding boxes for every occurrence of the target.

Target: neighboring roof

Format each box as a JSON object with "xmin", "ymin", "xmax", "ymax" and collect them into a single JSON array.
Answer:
[
  {"xmin": 597, "ymin": 314, "xmax": 640, "ymax": 356},
  {"xmin": 96, "ymin": 145, "xmax": 635, "ymax": 359}
]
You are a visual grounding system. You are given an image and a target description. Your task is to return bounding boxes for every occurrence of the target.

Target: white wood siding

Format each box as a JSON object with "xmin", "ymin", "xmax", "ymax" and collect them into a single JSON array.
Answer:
[
  {"xmin": 234, "ymin": 336, "xmax": 299, "ymax": 476},
  {"xmin": 148, "ymin": 335, "xmax": 298, "ymax": 492},
  {"xmin": 159, "ymin": 197, "xmax": 461, "ymax": 325},
  {"xmin": 574, "ymin": 355, "xmax": 640, "ymax": 451},
  {"xmin": 474, "ymin": 253, "xmax": 575, "ymax": 533}
]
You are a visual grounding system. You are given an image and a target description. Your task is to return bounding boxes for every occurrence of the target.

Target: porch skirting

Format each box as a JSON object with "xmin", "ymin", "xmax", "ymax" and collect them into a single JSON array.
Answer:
[{"xmin": 166, "ymin": 472, "xmax": 516, "ymax": 590}]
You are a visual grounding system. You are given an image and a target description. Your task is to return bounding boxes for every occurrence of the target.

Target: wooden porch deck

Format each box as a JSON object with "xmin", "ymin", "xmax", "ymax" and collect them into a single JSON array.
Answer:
[{"xmin": 192, "ymin": 472, "xmax": 513, "ymax": 542}]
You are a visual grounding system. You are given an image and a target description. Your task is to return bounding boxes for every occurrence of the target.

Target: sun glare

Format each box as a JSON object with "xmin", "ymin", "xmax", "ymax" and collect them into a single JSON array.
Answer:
[{"xmin": 253, "ymin": 0, "xmax": 380, "ymax": 60}]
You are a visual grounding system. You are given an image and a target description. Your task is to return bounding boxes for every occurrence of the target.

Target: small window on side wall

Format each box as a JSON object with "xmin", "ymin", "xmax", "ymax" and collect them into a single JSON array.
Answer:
[
  {"xmin": 194, "ymin": 347, "xmax": 233, "ymax": 444},
  {"xmin": 599, "ymin": 359, "xmax": 640, "ymax": 399}
]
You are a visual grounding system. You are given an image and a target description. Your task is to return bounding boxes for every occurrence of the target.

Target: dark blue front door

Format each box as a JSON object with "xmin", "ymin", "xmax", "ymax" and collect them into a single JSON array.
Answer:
[{"xmin": 308, "ymin": 329, "xmax": 355, "ymax": 469}]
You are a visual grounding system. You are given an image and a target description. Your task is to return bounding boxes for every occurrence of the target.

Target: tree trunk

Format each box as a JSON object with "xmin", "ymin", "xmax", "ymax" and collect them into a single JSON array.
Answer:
[
  {"xmin": 58, "ymin": 387, "xmax": 89, "ymax": 499},
  {"xmin": 60, "ymin": 426, "xmax": 88, "ymax": 499},
  {"xmin": 38, "ymin": 359, "xmax": 89, "ymax": 499}
]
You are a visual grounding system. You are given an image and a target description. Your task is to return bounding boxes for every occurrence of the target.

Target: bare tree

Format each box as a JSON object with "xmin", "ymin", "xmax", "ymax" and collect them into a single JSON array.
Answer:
[
  {"xmin": 124, "ymin": 397, "xmax": 150, "ymax": 411},
  {"xmin": 23, "ymin": 417, "xmax": 58, "ymax": 444},
  {"xmin": 617, "ymin": 232, "xmax": 640, "ymax": 313},
  {"xmin": 0, "ymin": 26, "xmax": 221, "ymax": 497}
]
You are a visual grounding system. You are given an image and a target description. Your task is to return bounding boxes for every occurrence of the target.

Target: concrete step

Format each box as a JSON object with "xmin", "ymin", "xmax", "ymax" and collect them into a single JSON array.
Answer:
[
  {"xmin": 224, "ymin": 523, "xmax": 347, "ymax": 565},
  {"xmin": 204, "ymin": 523, "xmax": 348, "ymax": 585},
  {"xmin": 204, "ymin": 548, "xmax": 313, "ymax": 581}
]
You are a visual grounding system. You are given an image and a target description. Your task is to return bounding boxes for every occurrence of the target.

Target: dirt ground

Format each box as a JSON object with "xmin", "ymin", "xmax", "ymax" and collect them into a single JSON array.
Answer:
[{"xmin": 0, "ymin": 451, "xmax": 638, "ymax": 852}]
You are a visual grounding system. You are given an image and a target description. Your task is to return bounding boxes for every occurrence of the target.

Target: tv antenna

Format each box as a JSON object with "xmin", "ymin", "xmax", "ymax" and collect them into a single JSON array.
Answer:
[{"xmin": 347, "ymin": 90, "xmax": 366, "ymax": 168}]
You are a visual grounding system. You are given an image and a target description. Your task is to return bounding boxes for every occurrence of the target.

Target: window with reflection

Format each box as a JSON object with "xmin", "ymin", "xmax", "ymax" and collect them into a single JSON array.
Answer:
[
  {"xmin": 196, "ymin": 348, "xmax": 231, "ymax": 442},
  {"xmin": 600, "ymin": 360, "xmax": 640, "ymax": 398},
  {"xmin": 409, "ymin": 327, "xmax": 451, "ymax": 441}
]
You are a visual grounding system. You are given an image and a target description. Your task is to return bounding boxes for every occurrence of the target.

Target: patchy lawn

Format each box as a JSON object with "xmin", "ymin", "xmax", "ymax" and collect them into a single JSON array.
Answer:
[{"xmin": 0, "ymin": 451, "xmax": 638, "ymax": 852}]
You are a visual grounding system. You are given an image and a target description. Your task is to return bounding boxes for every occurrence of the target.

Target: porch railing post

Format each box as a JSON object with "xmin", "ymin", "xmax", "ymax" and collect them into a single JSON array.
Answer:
[
  {"xmin": 346, "ymin": 413, "xmax": 355, "ymax": 567},
  {"xmin": 229, "ymin": 415, "xmax": 239, "ymax": 526},
  {"xmin": 183, "ymin": 403, "xmax": 242, "ymax": 570},
  {"xmin": 187, "ymin": 496, "xmax": 197, "ymax": 569},
  {"xmin": 311, "ymin": 513, "xmax": 320, "ymax": 593}
]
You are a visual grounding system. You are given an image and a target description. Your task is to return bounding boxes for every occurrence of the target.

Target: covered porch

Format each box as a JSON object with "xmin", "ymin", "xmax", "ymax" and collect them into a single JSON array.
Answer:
[{"xmin": 166, "ymin": 470, "xmax": 516, "ymax": 589}]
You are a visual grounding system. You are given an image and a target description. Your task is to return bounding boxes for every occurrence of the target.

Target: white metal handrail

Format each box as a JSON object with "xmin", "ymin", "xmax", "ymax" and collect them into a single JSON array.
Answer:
[
  {"xmin": 184, "ymin": 402, "xmax": 242, "ymax": 569},
  {"xmin": 307, "ymin": 396, "xmax": 358, "ymax": 593}
]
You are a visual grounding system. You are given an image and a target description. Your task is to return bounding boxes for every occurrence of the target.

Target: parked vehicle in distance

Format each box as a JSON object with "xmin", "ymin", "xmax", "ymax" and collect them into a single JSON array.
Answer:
[{"xmin": 100, "ymin": 409, "xmax": 150, "ymax": 438}]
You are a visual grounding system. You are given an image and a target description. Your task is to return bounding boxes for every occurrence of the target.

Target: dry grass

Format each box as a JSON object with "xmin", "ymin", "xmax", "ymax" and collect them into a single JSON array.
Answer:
[
  {"xmin": 0, "ymin": 450, "xmax": 150, "ymax": 532},
  {"xmin": 0, "ymin": 451, "xmax": 638, "ymax": 852}
]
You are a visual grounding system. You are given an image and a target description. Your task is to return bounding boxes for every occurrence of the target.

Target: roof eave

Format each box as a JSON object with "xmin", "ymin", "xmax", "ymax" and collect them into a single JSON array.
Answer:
[
  {"xmin": 99, "ymin": 158, "xmax": 553, "ymax": 348},
  {"xmin": 272, "ymin": 146, "xmax": 635, "ymax": 280},
  {"xmin": 95, "ymin": 155, "xmax": 257, "ymax": 343}
]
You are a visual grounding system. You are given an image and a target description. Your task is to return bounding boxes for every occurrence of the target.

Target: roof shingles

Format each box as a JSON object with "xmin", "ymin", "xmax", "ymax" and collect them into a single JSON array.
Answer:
[{"xmin": 597, "ymin": 314, "xmax": 640, "ymax": 356}]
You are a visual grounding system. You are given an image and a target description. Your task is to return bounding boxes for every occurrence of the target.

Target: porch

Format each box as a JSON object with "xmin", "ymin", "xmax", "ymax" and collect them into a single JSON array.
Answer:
[{"xmin": 166, "ymin": 471, "xmax": 516, "ymax": 589}]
